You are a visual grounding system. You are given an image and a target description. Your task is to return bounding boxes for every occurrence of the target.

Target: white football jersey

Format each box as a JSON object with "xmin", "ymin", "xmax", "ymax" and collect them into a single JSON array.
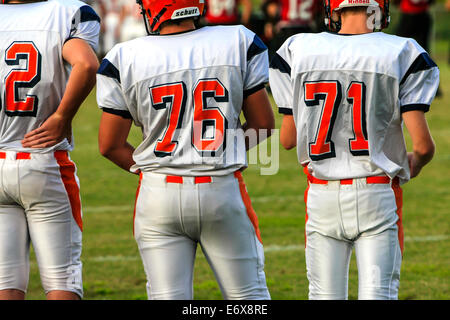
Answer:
[
  {"xmin": 0, "ymin": 0, "xmax": 100, "ymax": 153},
  {"xmin": 269, "ymin": 31, "xmax": 439, "ymax": 184},
  {"xmin": 97, "ymin": 25, "xmax": 269, "ymax": 176}
]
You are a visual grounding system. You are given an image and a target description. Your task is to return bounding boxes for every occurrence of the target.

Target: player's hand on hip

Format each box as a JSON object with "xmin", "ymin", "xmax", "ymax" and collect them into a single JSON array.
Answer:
[{"xmin": 21, "ymin": 112, "xmax": 71, "ymax": 148}]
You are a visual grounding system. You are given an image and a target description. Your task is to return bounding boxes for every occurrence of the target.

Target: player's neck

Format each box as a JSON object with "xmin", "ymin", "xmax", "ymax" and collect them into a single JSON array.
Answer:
[
  {"xmin": 159, "ymin": 20, "xmax": 196, "ymax": 35},
  {"xmin": 338, "ymin": 13, "xmax": 372, "ymax": 35}
]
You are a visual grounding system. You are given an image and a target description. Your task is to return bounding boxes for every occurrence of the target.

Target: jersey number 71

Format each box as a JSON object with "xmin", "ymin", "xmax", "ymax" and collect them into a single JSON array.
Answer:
[{"xmin": 304, "ymin": 80, "xmax": 369, "ymax": 161}]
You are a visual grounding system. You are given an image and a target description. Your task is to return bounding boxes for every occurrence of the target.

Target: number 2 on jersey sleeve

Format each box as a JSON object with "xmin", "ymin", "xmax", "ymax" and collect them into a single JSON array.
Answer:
[
  {"xmin": 304, "ymin": 80, "xmax": 369, "ymax": 161},
  {"xmin": 3, "ymin": 41, "xmax": 42, "ymax": 117}
]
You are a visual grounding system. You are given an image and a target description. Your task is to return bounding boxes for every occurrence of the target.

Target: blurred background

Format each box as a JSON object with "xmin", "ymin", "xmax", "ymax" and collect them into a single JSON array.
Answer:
[
  {"xmin": 46, "ymin": 0, "xmax": 447, "ymax": 300},
  {"xmin": 83, "ymin": 0, "xmax": 449, "ymax": 68}
]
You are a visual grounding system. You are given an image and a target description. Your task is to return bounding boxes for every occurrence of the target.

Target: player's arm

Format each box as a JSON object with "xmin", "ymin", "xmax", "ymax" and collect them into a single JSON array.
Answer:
[
  {"xmin": 402, "ymin": 110, "xmax": 435, "ymax": 178},
  {"xmin": 280, "ymin": 115, "xmax": 296, "ymax": 150},
  {"xmin": 22, "ymin": 39, "xmax": 99, "ymax": 148},
  {"xmin": 398, "ymin": 46, "xmax": 439, "ymax": 178},
  {"xmin": 98, "ymin": 112, "xmax": 137, "ymax": 173},
  {"xmin": 242, "ymin": 88, "xmax": 275, "ymax": 150},
  {"xmin": 269, "ymin": 41, "xmax": 295, "ymax": 150}
]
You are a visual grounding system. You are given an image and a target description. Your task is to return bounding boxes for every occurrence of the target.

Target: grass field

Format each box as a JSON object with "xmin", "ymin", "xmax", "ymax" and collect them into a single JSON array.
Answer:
[{"xmin": 24, "ymin": 11, "xmax": 449, "ymax": 300}]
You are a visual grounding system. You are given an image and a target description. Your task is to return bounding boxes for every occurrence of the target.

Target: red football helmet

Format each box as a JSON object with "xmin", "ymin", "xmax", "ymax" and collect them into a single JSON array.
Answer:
[
  {"xmin": 324, "ymin": 0, "xmax": 390, "ymax": 32},
  {"xmin": 136, "ymin": 0, "xmax": 205, "ymax": 34}
]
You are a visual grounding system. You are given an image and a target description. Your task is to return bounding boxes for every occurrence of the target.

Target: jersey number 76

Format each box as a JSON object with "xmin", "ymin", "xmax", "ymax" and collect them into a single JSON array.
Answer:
[{"xmin": 150, "ymin": 78, "xmax": 228, "ymax": 158}]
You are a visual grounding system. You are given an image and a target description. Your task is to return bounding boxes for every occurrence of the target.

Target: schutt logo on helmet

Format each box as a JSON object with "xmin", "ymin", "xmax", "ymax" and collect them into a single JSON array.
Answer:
[{"xmin": 172, "ymin": 7, "xmax": 200, "ymax": 18}]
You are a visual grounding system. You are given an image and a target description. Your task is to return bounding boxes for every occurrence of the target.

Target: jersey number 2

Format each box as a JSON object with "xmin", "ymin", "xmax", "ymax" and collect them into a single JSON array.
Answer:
[
  {"xmin": 304, "ymin": 80, "xmax": 369, "ymax": 161},
  {"xmin": 150, "ymin": 79, "xmax": 228, "ymax": 157},
  {"xmin": 2, "ymin": 41, "xmax": 42, "ymax": 117}
]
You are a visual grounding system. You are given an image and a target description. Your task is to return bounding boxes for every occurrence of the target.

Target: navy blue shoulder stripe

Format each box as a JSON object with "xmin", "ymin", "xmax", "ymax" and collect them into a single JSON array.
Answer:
[
  {"xmin": 80, "ymin": 5, "xmax": 101, "ymax": 23},
  {"xmin": 400, "ymin": 52, "xmax": 437, "ymax": 85},
  {"xmin": 97, "ymin": 59, "xmax": 120, "ymax": 83},
  {"xmin": 279, "ymin": 107, "xmax": 293, "ymax": 115},
  {"xmin": 247, "ymin": 35, "xmax": 267, "ymax": 62},
  {"xmin": 244, "ymin": 83, "xmax": 266, "ymax": 99},
  {"xmin": 400, "ymin": 104, "xmax": 430, "ymax": 113},
  {"xmin": 102, "ymin": 108, "xmax": 132, "ymax": 119},
  {"xmin": 270, "ymin": 53, "xmax": 291, "ymax": 75}
]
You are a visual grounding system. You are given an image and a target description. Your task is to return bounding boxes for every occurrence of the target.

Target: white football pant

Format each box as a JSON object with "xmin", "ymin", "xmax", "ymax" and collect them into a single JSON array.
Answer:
[
  {"xmin": 304, "ymin": 176, "xmax": 403, "ymax": 300},
  {"xmin": 0, "ymin": 150, "xmax": 83, "ymax": 297},
  {"xmin": 134, "ymin": 171, "xmax": 271, "ymax": 300}
]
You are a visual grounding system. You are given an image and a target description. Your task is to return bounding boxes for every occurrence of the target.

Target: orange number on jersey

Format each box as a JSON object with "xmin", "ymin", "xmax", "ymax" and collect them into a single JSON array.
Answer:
[
  {"xmin": 347, "ymin": 81, "xmax": 369, "ymax": 155},
  {"xmin": 193, "ymin": 79, "xmax": 228, "ymax": 156},
  {"xmin": 304, "ymin": 81, "xmax": 342, "ymax": 160},
  {"xmin": 150, "ymin": 82, "xmax": 187, "ymax": 157},
  {"xmin": 304, "ymin": 80, "xmax": 369, "ymax": 161},
  {"xmin": 150, "ymin": 79, "xmax": 228, "ymax": 157},
  {"xmin": 4, "ymin": 41, "xmax": 41, "ymax": 117}
]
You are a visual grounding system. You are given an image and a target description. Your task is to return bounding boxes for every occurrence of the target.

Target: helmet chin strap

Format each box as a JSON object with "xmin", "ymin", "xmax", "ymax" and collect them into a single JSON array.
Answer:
[
  {"xmin": 137, "ymin": 1, "xmax": 159, "ymax": 35},
  {"xmin": 324, "ymin": 0, "xmax": 341, "ymax": 33},
  {"xmin": 332, "ymin": 16, "xmax": 342, "ymax": 33}
]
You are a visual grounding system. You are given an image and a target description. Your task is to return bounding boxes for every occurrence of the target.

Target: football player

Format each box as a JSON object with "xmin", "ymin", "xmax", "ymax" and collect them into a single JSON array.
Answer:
[
  {"xmin": 0, "ymin": 0, "xmax": 99, "ymax": 300},
  {"xmin": 97, "ymin": 0, "xmax": 274, "ymax": 299},
  {"xmin": 269, "ymin": 0, "xmax": 439, "ymax": 299}
]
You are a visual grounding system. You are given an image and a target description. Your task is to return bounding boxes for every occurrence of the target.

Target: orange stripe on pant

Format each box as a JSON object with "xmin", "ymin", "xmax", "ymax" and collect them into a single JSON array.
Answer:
[
  {"xmin": 391, "ymin": 179, "xmax": 404, "ymax": 255},
  {"xmin": 303, "ymin": 166, "xmax": 310, "ymax": 248},
  {"xmin": 133, "ymin": 172, "xmax": 143, "ymax": 236},
  {"xmin": 304, "ymin": 183, "xmax": 310, "ymax": 248},
  {"xmin": 234, "ymin": 171, "xmax": 263, "ymax": 244},
  {"xmin": 54, "ymin": 151, "xmax": 83, "ymax": 231}
]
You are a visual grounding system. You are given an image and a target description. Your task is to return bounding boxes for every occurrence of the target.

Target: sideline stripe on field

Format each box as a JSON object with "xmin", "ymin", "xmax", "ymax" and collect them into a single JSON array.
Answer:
[{"xmin": 85, "ymin": 235, "xmax": 449, "ymax": 263}]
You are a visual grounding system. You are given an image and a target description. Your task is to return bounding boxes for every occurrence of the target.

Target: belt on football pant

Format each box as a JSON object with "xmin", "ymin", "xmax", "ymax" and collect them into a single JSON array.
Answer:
[
  {"xmin": 166, "ymin": 175, "xmax": 212, "ymax": 184},
  {"xmin": 164, "ymin": 171, "xmax": 243, "ymax": 184},
  {"xmin": 0, "ymin": 151, "xmax": 31, "ymax": 160},
  {"xmin": 307, "ymin": 175, "xmax": 394, "ymax": 185},
  {"xmin": 0, "ymin": 150, "xmax": 67, "ymax": 160},
  {"xmin": 303, "ymin": 167, "xmax": 398, "ymax": 185}
]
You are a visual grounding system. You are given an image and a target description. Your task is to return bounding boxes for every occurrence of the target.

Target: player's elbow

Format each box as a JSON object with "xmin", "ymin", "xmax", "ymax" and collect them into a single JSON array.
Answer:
[
  {"xmin": 82, "ymin": 60, "xmax": 100, "ymax": 79},
  {"xmin": 98, "ymin": 146, "xmax": 111, "ymax": 159},
  {"xmin": 280, "ymin": 135, "xmax": 296, "ymax": 150},
  {"xmin": 74, "ymin": 58, "xmax": 100, "ymax": 84},
  {"xmin": 414, "ymin": 139, "xmax": 436, "ymax": 162},
  {"xmin": 280, "ymin": 125, "xmax": 296, "ymax": 150},
  {"xmin": 98, "ymin": 141, "xmax": 116, "ymax": 159}
]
